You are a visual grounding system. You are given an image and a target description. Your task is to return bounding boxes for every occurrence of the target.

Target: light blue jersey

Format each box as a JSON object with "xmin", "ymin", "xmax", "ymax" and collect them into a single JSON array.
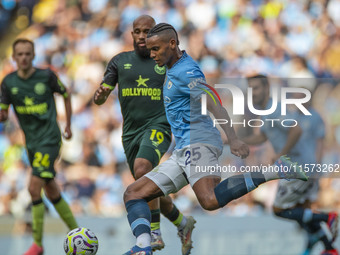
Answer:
[
  {"xmin": 294, "ymin": 108, "xmax": 325, "ymax": 165},
  {"xmin": 260, "ymin": 99, "xmax": 306, "ymax": 164},
  {"xmin": 163, "ymin": 51, "xmax": 222, "ymax": 150},
  {"xmin": 260, "ymin": 100, "xmax": 324, "ymax": 168}
]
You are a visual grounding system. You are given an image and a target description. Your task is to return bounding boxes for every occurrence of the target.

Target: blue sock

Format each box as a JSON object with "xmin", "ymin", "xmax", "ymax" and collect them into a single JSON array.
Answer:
[
  {"xmin": 275, "ymin": 207, "xmax": 306, "ymax": 224},
  {"xmin": 250, "ymin": 172, "xmax": 266, "ymax": 187},
  {"xmin": 214, "ymin": 172, "xmax": 264, "ymax": 208},
  {"xmin": 312, "ymin": 213, "xmax": 328, "ymax": 222},
  {"xmin": 125, "ymin": 199, "xmax": 151, "ymax": 237},
  {"xmin": 275, "ymin": 208, "xmax": 328, "ymax": 224}
]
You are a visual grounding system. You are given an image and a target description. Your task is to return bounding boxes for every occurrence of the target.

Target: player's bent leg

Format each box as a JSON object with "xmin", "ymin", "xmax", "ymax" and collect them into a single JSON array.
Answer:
[
  {"xmin": 191, "ymin": 149, "xmax": 291, "ymax": 210},
  {"xmin": 44, "ymin": 178, "xmax": 78, "ymax": 230},
  {"xmin": 212, "ymin": 172, "xmax": 266, "ymax": 208},
  {"xmin": 192, "ymin": 176, "xmax": 221, "ymax": 211},
  {"xmin": 25, "ymin": 176, "xmax": 45, "ymax": 255},
  {"xmin": 273, "ymin": 206, "xmax": 329, "ymax": 223},
  {"xmin": 124, "ymin": 153, "xmax": 188, "ymax": 254},
  {"xmin": 208, "ymin": 156, "xmax": 305, "ymax": 210},
  {"xmin": 123, "ymin": 177, "xmax": 165, "ymax": 255},
  {"xmin": 133, "ymin": 158, "xmax": 164, "ymax": 251}
]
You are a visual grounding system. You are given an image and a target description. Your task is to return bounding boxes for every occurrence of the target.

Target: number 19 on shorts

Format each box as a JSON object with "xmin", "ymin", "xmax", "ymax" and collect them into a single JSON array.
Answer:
[{"xmin": 150, "ymin": 129, "xmax": 164, "ymax": 145}]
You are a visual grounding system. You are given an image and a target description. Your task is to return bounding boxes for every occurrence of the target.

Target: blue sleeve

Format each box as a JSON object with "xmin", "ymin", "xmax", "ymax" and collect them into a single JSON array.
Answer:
[
  {"xmin": 184, "ymin": 69, "xmax": 210, "ymax": 101},
  {"xmin": 260, "ymin": 105, "xmax": 294, "ymax": 134}
]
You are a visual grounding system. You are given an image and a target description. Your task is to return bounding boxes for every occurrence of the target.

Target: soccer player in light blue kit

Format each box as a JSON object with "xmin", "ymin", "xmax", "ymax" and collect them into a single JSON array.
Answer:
[
  {"xmin": 245, "ymin": 75, "xmax": 338, "ymax": 255},
  {"xmin": 121, "ymin": 23, "xmax": 308, "ymax": 255}
]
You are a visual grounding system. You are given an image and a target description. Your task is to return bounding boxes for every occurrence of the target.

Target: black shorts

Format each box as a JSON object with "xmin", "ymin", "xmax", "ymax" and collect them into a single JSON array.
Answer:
[
  {"xmin": 27, "ymin": 143, "xmax": 61, "ymax": 179},
  {"xmin": 123, "ymin": 124, "xmax": 171, "ymax": 178}
]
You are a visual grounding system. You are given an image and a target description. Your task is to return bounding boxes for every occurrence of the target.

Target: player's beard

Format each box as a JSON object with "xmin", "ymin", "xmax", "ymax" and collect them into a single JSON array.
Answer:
[{"xmin": 134, "ymin": 41, "xmax": 150, "ymax": 58}]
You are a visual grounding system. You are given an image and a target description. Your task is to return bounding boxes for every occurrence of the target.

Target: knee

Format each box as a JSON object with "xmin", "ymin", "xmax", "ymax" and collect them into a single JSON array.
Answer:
[
  {"xmin": 44, "ymin": 182, "xmax": 61, "ymax": 201},
  {"xmin": 123, "ymin": 184, "xmax": 139, "ymax": 203},
  {"xmin": 28, "ymin": 185, "xmax": 41, "ymax": 200},
  {"xmin": 46, "ymin": 193, "xmax": 61, "ymax": 202},
  {"xmin": 198, "ymin": 193, "xmax": 219, "ymax": 211}
]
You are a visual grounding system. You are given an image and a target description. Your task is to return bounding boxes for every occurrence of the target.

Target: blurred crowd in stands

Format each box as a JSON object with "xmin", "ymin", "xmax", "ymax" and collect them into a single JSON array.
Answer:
[{"xmin": 1, "ymin": 0, "xmax": 340, "ymax": 221}]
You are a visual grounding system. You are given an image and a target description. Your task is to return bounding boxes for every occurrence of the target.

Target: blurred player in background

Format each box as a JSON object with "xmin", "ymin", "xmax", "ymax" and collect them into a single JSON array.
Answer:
[
  {"xmin": 245, "ymin": 75, "xmax": 338, "ymax": 255},
  {"xmin": 93, "ymin": 15, "xmax": 195, "ymax": 254},
  {"xmin": 0, "ymin": 38, "xmax": 78, "ymax": 255},
  {"xmin": 121, "ymin": 23, "xmax": 308, "ymax": 255}
]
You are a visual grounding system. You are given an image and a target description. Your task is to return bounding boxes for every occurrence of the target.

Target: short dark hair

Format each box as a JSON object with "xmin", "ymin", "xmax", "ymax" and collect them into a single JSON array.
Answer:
[
  {"xmin": 147, "ymin": 23, "xmax": 179, "ymax": 45},
  {"xmin": 12, "ymin": 38, "xmax": 34, "ymax": 53},
  {"xmin": 247, "ymin": 74, "xmax": 269, "ymax": 87}
]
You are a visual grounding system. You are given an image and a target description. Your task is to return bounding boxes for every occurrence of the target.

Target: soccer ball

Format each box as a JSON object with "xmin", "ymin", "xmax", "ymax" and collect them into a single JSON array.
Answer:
[{"xmin": 64, "ymin": 227, "xmax": 99, "ymax": 255}]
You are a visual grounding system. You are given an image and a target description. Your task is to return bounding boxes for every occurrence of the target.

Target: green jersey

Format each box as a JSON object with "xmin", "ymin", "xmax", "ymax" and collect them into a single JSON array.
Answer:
[
  {"xmin": 102, "ymin": 51, "xmax": 170, "ymax": 140},
  {"xmin": 0, "ymin": 68, "xmax": 67, "ymax": 150}
]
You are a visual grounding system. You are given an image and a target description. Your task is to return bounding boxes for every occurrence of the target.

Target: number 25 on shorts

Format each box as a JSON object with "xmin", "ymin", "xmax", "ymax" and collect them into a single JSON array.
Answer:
[
  {"xmin": 150, "ymin": 129, "xmax": 164, "ymax": 145},
  {"xmin": 33, "ymin": 152, "xmax": 50, "ymax": 169},
  {"xmin": 185, "ymin": 147, "xmax": 202, "ymax": 166}
]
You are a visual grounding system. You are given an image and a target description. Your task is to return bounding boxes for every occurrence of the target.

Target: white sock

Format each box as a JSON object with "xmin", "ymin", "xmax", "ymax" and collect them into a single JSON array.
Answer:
[
  {"xmin": 178, "ymin": 216, "xmax": 187, "ymax": 230},
  {"xmin": 262, "ymin": 161, "xmax": 283, "ymax": 181},
  {"xmin": 263, "ymin": 170, "xmax": 279, "ymax": 181},
  {"xmin": 136, "ymin": 233, "xmax": 151, "ymax": 248},
  {"xmin": 320, "ymin": 222, "xmax": 333, "ymax": 241}
]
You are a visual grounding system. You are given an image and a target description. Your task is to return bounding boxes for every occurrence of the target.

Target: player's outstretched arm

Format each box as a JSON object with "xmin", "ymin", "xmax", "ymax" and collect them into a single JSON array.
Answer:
[
  {"xmin": 206, "ymin": 95, "xmax": 249, "ymax": 159},
  {"xmin": 63, "ymin": 91, "xmax": 72, "ymax": 140},
  {"xmin": 278, "ymin": 125, "xmax": 302, "ymax": 157},
  {"xmin": 93, "ymin": 85, "xmax": 112, "ymax": 105},
  {"xmin": 0, "ymin": 109, "xmax": 8, "ymax": 122}
]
